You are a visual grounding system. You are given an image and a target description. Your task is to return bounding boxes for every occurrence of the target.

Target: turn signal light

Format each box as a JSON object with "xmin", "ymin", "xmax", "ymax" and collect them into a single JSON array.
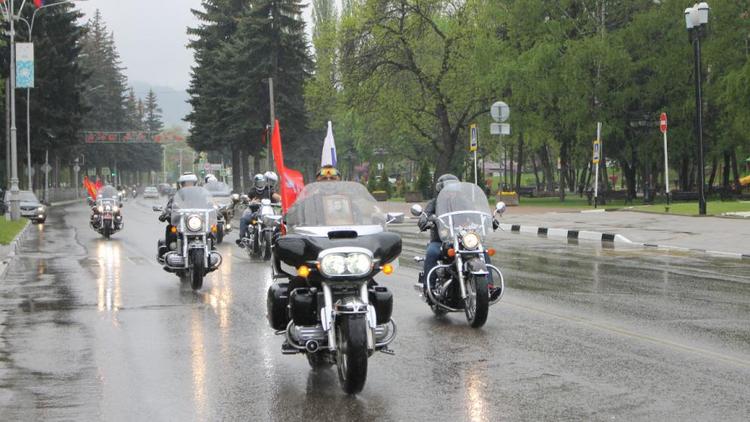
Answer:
[
  {"xmin": 297, "ymin": 265, "xmax": 311, "ymax": 278},
  {"xmin": 251, "ymin": 220, "xmax": 257, "ymax": 225},
  {"xmin": 381, "ymin": 263, "xmax": 394, "ymax": 275},
  {"xmin": 447, "ymin": 248, "xmax": 456, "ymax": 258},
  {"xmin": 487, "ymin": 248, "xmax": 496, "ymax": 257},
  {"xmin": 170, "ymin": 226, "xmax": 177, "ymax": 234},
  {"xmin": 211, "ymin": 225, "xmax": 218, "ymax": 233}
]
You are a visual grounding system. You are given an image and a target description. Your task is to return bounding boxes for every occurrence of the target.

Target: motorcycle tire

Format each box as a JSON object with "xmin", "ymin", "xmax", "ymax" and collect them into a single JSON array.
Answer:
[
  {"xmin": 216, "ymin": 227, "xmax": 224, "ymax": 244},
  {"xmin": 103, "ymin": 225, "xmax": 111, "ymax": 240},
  {"xmin": 464, "ymin": 274, "xmax": 489, "ymax": 328},
  {"xmin": 252, "ymin": 228, "xmax": 261, "ymax": 257},
  {"xmin": 335, "ymin": 314, "xmax": 368, "ymax": 394},
  {"xmin": 262, "ymin": 231, "xmax": 272, "ymax": 261},
  {"xmin": 190, "ymin": 249, "xmax": 205, "ymax": 290}
]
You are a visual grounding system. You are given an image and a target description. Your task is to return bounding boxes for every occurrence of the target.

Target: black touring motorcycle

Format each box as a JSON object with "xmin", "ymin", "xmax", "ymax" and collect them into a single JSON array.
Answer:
[
  {"xmin": 267, "ymin": 182, "xmax": 402, "ymax": 394},
  {"xmin": 412, "ymin": 182, "xmax": 506, "ymax": 328}
]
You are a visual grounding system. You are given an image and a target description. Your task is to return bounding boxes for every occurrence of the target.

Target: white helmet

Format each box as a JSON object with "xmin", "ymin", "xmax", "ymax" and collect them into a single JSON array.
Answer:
[
  {"xmin": 204, "ymin": 174, "xmax": 218, "ymax": 184},
  {"xmin": 264, "ymin": 171, "xmax": 279, "ymax": 188},
  {"xmin": 253, "ymin": 173, "xmax": 267, "ymax": 190},
  {"xmin": 178, "ymin": 172, "xmax": 199, "ymax": 188}
]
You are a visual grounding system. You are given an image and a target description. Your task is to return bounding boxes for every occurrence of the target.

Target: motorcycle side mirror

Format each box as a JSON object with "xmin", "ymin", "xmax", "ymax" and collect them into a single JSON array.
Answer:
[
  {"xmin": 495, "ymin": 201, "xmax": 507, "ymax": 216},
  {"xmin": 386, "ymin": 212, "xmax": 404, "ymax": 225},
  {"xmin": 152, "ymin": 206, "xmax": 163, "ymax": 212},
  {"xmin": 410, "ymin": 204, "xmax": 423, "ymax": 217}
]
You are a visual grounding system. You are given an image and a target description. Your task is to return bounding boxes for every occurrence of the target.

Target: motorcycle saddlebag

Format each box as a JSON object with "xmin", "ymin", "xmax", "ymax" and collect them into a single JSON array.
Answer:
[
  {"xmin": 289, "ymin": 288, "xmax": 318, "ymax": 326},
  {"xmin": 369, "ymin": 286, "xmax": 393, "ymax": 325},
  {"xmin": 267, "ymin": 282, "xmax": 290, "ymax": 331}
]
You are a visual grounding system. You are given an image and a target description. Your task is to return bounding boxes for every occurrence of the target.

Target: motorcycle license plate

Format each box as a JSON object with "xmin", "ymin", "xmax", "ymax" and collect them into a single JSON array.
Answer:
[{"xmin": 103, "ymin": 215, "xmax": 112, "ymax": 220}]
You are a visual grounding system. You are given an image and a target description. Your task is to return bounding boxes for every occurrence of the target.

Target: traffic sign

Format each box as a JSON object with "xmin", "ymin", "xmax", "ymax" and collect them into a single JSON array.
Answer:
[
  {"xmin": 660, "ymin": 112, "xmax": 668, "ymax": 134},
  {"xmin": 73, "ymin": 165, "xmax": 80, "ymax": 172},
  {"xmin": 42, "ymin": 163, "xmax": 52, "ymax": 174},
  {"xmin": 592, "ymin": 140, "xmax": 601, "ymax": 164},
  {"xmin": 469, "ymin": 124, "xmax": 478, "ymax": 152},
  {"xmin": 490, "ymin": 123, "xmax": 510, "ymax": 136},
  {"xmin": 491, "ymin": 101, "xmax": 510, "ymax": 123}
]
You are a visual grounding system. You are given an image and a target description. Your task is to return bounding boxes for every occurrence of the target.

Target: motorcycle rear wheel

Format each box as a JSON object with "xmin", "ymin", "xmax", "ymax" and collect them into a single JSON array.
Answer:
[
  {"xmin": 190, "ymin": 249, "xmax": 205, "ymax": 290},
  {"xmin": 464, "ymin": 275, "xmax": 489, "ymax": 328},
  {"xmin": 216, "ymin": 227, "xmax": 224, "ymax": 244},
  {"xmin": 335, "ymin": 315, "xmax": 368, "ymax": 394}
]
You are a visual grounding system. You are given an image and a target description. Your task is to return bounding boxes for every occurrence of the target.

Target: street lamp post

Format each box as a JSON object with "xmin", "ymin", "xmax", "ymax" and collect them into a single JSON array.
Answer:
[{"xmin": 685, "ymin": 2, "xmax": 709, "ymax": 216}]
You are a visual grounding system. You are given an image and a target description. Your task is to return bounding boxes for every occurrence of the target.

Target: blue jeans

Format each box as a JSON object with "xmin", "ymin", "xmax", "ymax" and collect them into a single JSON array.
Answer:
[{"xmin": 239, "ymin": 213, "xmax": 253, "ymax": 239}]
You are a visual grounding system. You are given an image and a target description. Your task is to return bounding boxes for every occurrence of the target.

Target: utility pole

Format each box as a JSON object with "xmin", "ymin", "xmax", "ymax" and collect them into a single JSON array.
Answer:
[
  {"xmin": 7, "ymin": 0, "xmax": 21, "ymax": 220},
  {"xmin": 268, "ymin": 77, "xmax": 275, "ymax": 172}
]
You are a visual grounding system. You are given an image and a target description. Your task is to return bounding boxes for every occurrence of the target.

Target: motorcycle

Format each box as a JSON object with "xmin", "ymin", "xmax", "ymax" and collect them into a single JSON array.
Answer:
[
  {"xmin": 154, "ymin": 186, "xmax": 222, "ymax": 290},
  {"xmin": 240, "ymin": 198, "xmax": 281, "ymax": 260},
  {"xmin": 131, "ymin": 188, "xmax": 137, "ymax": 198},
  {"xmin": 205, "ymin": 181, "xmax": 238, "ymax": 244},
  {"xmin": 268, "ymin": 181, "xmax": 402, "ymax": 394},
  {"xmin": 411, "ymin": 182, "xmax": 506, "ymax": 328},
  {"xmin": 89, "ymin": 186, "xmax": 124, "ymax": 239}
]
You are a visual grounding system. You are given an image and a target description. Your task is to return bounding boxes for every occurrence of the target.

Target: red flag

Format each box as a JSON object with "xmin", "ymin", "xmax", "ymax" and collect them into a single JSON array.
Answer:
[
  {"xmin": 94, "ymin": 179, "xmax": 103, "ymax": 191},
  {"xmin": 33, "ymin": 0, "xmax": 44, "ymax": 8},
  {"xmin": 270, "ymin": 120, "xmax": 305, "ymax": 213},
  {"xmin": 83, "ymin": 176, "xmax": 98, "ymax": 199}
]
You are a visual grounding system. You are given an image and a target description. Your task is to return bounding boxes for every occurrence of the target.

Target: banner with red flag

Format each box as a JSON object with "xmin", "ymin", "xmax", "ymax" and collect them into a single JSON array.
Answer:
[{"xmin": 270, "ymin": 120, "xmax": 305, "ymax": 213}]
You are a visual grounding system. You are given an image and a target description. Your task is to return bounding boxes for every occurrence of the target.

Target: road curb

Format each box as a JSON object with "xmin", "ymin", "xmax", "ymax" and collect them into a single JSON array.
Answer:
[
  {"xmin": 0, "ymin": 220, "xmax": 31, "ymax": 280},
  {"xmin": 499, "ymin": 223, "xmax": 749, "ymax": 260}
]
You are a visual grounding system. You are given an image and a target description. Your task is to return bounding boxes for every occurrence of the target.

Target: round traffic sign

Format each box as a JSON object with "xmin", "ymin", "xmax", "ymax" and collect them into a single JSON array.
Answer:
[
  {"xmin": 660, "ymin": 112, "xmax": 667, "ymax": 133},
  {"xmin": 491, "ymin": 101, "xmax": 510, "ymax": 123}
]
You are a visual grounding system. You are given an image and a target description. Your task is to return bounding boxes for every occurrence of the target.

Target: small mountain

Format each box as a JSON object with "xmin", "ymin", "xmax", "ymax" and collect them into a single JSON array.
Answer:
[{"xmin": 131, "ymin": 81, "xmax": 191, "ymax": 130}]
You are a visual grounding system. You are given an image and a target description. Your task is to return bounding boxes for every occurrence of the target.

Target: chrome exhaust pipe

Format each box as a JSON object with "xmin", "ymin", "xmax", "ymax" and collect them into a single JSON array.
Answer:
[{"xmin": 305, "ymin": 340, "xmax": 320, "ymax": 353}]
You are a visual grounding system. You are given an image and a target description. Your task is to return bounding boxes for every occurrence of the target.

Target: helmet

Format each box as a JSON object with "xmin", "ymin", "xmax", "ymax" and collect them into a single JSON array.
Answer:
[
  {"xmin": 316, "ymin": 165, "xmax": 341, "ymax": 181},
  {"xmin": 204, "ymin": 174, "xmax": 218, "ymax": 184},
  {"xmin": 178, "ymin": 172, "xmax": 199, "ymax": 188},
  {"xmin": 253, "ymin": 173, "xmax": 267, "ymax": 190},
  {"xmin": 264, "ymin": 171, "xmax": 279, "ymax": 188},
  {"xmin": 435, "ymin": 174, "xmax": 459, "ymax": 194}
]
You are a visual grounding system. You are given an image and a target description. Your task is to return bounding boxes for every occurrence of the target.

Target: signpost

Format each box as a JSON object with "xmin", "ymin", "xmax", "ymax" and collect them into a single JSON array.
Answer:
[
  {"xmin": 469, "ymin": 123, "xmax": 478, "ymax": 185},
  {"xmin": 593, "ymin": 122, "xmax": 602, "ymax": 208},
  {"xmin": 660, "ymin": 112, "xmax": 670, "ymax": 209},
  {"xmin": 490, "ymin": 101, "xmax": 511, "ymax": 190}
]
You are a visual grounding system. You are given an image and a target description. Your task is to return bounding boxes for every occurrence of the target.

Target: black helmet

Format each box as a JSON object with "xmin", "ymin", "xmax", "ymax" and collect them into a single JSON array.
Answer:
[{"xmin": 435, "ymin": 174, "xmax": 459, "ymax": 194}]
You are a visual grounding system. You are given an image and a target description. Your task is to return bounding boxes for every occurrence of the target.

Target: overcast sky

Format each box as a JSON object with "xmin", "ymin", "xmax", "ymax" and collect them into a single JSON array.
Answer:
[{"xmin": 77, "ymin": 0, "xmax": 314, "ymax": 91}]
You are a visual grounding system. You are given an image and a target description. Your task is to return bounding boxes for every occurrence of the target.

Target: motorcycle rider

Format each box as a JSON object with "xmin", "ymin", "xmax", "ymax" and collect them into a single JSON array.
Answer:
[
  {"xmin": 236, "ymin": 173, "xmax": 281, "ymax": 247},
  {"xmin": 316, "ymin": 165, "xmax": 341, "ymax": 182},
  {"xmin": 418, "ymin": 174, "xmax": 501, "ymax": 300},
  {"xmin": 158, "ymin": 173, "xmax": 198, "ymax": 261}
]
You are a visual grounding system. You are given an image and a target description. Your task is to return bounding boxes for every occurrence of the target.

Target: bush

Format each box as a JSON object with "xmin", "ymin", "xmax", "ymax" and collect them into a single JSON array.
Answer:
[{"xmin": 416, "ymin": 161, "xmax": 431, "ymax": 198}]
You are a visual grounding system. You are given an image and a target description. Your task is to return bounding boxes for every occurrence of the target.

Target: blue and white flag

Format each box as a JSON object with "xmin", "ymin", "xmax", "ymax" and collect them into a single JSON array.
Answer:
[
  {"xmin": 321, "ymin": 121, "xmax": 337, "ymax": 167},
  {"xmin": 16, "ymin": 43, "xmax": 35, "ymax": 89}
]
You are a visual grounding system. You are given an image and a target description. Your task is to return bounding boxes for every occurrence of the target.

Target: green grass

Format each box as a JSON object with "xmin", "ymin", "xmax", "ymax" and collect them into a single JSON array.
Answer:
[
  {"xmin": 0, "ymin": 218, "xmax": 28, "ymax": 245},
  {"xmin": 631, "ymin": 200, "xmax": 750, "ymax": 216}
]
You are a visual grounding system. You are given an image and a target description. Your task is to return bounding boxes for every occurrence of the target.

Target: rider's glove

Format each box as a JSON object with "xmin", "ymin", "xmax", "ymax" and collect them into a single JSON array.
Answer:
[
  {"xmin": 158, "ymin": 212, "xmax": 168, "ymax": 223},
  {"xmin": 418, "ymin": 215, "xmax": 433, "ymax": 232}
]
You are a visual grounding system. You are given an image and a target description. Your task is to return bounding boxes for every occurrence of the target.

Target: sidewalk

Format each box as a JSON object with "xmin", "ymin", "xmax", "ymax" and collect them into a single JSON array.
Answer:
[{"xmin": 499, "ymin": 209, "xmax": 750, "ymax": 256}]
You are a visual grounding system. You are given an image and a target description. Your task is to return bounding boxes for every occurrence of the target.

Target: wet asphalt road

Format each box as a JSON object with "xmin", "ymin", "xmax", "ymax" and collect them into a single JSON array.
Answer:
[{"xmin": 1, "ymin": 199, "xmax": 749, "ymax": 421}]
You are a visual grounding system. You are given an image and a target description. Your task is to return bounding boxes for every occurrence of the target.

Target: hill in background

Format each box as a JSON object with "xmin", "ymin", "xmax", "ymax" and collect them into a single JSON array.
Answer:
[{"xmin": 131, "ymin": 81, "xmax": 190, "ymax": 130}]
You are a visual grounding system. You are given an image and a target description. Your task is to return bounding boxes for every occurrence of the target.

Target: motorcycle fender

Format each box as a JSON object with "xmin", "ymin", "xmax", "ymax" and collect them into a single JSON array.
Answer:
[{"xmin": 466, "ymin": 257, "xmax": 489, "ymax": 275}]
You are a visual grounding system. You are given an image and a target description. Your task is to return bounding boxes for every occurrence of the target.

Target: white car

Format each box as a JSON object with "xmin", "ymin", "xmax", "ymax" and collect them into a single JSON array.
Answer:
[
  {"xmin": 143, "ymin": 186, "xmax": 159, "ymax": 199},
  {"xmin": 3, "ymin": 190, "xmax": 47, "ymax": 223}
]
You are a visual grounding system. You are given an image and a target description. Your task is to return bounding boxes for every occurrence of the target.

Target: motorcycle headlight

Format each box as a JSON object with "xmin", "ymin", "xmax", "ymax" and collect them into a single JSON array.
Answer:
[
  {"xmin": 112, "ymin": 206, "xmax": 119, "ymax": 213},
  {"xmin": 187, "ymin": 215, "xmax": 203, "ymax": 232},
  {"xmin": 232, "ymin": 193, "xmax": 239, "ymax": 201},
  {"xmin": 320, "ymin": 252, "xmax": 373, "ymax": 277},
  {"xmin": 104, "ymin": 205, "xmax": 112, "ymax": 212},
  {"xmin": 97, "ymin": 205, "xmax": 103, "ymax": 213},
  {"xmin": 320, "ymin": 254, "xmax": 347, "ymax": 276},
  {"xmin": 462, "ymin": 232, "xmax": 480, "ymax": 250},
  {"xmin": 346, "ymin": 253, "xmax": 373, "ymax": 275}
]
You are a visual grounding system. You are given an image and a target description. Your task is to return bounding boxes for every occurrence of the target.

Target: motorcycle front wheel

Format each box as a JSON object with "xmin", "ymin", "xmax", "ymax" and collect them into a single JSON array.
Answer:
[
  {"xmin": 216, "ymin": 226, "xmax": 224, "ymax": 244},
  {"xmin": 190, "ymin": 249, "xmax": 205, "ymax": 290},
  {"xmin": 464, "ymin": 274, "xmax": 489, "ymax": 328},
  {"xmin": 262, "ymin": 231, "xmax": 272, "ymax": 261},
  {"xmin": 335, "ymin": 314, "xmax": 368, "ymax": 394}
]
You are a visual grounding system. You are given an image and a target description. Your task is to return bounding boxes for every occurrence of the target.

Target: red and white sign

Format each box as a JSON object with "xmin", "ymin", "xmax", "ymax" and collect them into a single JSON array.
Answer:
[{"xmin": 659, "ymin": 112, "xmax": 668, "ymax": 134}]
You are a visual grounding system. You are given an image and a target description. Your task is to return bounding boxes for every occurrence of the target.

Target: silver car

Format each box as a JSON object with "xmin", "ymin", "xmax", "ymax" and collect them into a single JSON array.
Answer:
[
  {"xmin": 143, "ymin": 186, "xmax": 159, "ymax": 199},
  {"xmin": 3, "ymin": 190, "xmax": 47, "ymax": 223}
]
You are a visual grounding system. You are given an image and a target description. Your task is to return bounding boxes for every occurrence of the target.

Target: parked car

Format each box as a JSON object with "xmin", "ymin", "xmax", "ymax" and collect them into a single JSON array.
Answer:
[
  {"xmin": 3, "ymin": 190, "xmax": 47, "ymax": 223},
  {"xmin": 143, "ymin": 186, "xmax": 159, "ymax": 199}
]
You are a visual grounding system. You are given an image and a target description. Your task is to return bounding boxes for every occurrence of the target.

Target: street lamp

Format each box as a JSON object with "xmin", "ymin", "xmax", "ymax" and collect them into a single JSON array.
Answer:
[
  {"xmin": 685, "ymin": 2, "xmax": 709, "ymax": 216},
  {"xmin": 0, "ymin": 0, "xmax": 86, "ymax": 220}
]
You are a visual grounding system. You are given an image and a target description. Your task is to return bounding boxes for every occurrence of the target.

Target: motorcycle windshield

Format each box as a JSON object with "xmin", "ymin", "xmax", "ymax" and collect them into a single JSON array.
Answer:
[
  {"xmin": 172, "ymin": 186, "xmax": 214, "ymax": 210},
  {"xmin": 97, "ymin": 186, "xmax": 119, "ymax": 200},
  {"xmin": 286, "ymin": 182, "xmax": 385, "ymax": 233},
  {"xmin": 435, "ymin": 182, "xmax": 492, "ymax": 241}
]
